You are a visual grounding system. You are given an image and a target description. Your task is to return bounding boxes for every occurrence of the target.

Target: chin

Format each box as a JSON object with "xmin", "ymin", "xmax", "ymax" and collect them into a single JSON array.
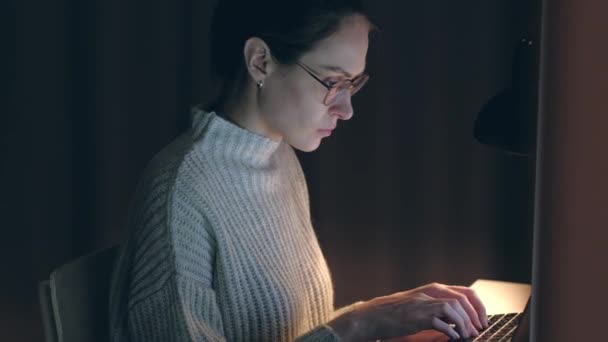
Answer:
[{"xmin": 289, "ymin": 137, "xmax": 322, "ymax": 153}]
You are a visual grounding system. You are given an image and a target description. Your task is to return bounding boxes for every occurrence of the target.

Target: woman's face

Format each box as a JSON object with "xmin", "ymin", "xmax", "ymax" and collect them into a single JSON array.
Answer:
[{"xmin": 259, "ymin": 14, "xmax": 370, "ymax": 152}]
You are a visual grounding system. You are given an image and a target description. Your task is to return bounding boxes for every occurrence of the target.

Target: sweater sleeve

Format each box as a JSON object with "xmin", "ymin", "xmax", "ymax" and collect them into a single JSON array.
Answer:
[
  {"xmin": 286, "ymin": 302, "xmax": 366, "ymax": 342},
  {"xmin": 127, "ymin": 273, "xmax": 226, "ymax": 342},
  {"xmin": 295, "ymin": 325, "xmax": 341, "ymax": 341},
  {"xmin": 291, "ymin": 302, "xmax": 365, "ymax": 342},
  {"xmin": 127, "ymin": 278, "xmax": 340, "ymax": 342},
  {"xmin": 126, "ymin": 275, "xmax": 343, "ymax": 342},
  {"xmin": 124, "ymin": 162, "xmax": 228, "ymax": 341}
]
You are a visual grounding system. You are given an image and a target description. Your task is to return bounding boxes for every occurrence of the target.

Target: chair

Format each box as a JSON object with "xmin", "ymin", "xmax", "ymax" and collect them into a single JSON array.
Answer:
[{"xmin": 38, "ymin": 245, "xmax": 120, "ymax": 342}]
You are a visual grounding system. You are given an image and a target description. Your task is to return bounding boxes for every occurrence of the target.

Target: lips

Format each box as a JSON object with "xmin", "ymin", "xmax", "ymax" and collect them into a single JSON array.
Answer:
[{"xmin": 318, "ymin": 128, "xmax": 333, "ymax": 137}]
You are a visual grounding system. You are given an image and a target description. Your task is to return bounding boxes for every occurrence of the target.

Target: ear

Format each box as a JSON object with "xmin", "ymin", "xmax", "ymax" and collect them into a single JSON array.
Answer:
[{"xmin": 243, "ymin": 37, "xmax": 274, "ymax": 86}]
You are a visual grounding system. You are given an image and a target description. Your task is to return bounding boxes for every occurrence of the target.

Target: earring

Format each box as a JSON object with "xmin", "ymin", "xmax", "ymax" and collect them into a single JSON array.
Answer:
[{"xmin": 257, "ymin": 80, "xmax": 264, "ymax": 89}]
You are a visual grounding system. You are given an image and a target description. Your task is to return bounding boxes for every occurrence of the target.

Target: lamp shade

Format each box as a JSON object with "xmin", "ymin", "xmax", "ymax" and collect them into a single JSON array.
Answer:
[{"xmin": 474, "ymin": 39, "xmax": 538, "ymax": 156}]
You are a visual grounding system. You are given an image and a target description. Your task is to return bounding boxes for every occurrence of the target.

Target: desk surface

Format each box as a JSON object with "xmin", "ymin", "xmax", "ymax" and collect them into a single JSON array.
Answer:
[{"xmin": 470, "ymin": 279, "xmax": 531, "ymax": 315}]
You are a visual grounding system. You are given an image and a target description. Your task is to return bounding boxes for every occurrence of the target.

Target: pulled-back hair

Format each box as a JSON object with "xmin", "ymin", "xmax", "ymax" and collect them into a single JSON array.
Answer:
[{"xmin": 209, "ymin": 0, "xmax": 372, "ymax": 92}]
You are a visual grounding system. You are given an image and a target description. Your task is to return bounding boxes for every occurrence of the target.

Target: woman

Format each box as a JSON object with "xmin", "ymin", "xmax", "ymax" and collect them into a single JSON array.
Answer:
[{"xmin": 109, "ymin": 0, "xmax": 489, "ymax": 341}]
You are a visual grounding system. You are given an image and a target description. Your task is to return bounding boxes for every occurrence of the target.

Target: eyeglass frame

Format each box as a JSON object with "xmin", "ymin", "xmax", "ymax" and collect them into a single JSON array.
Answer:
[{"xmin": 295, "ymin": 61, "xmax": 369, "ymax": 106}]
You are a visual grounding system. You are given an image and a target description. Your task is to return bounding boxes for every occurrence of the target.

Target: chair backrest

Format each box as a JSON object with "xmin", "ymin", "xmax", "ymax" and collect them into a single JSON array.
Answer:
[
  {"xmin": 39, "ymin": 280, "xmax": 58, "ymax": 342},
  {"xmin": 39, "ymin": 245, "xmax": 120, "ymax": 342}
]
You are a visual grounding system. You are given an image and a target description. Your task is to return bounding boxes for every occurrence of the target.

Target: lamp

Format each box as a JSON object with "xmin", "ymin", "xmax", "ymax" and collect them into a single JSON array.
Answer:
[{"xmin": 474, "ymin": 38, "xmax": 539, "ymax": 156}]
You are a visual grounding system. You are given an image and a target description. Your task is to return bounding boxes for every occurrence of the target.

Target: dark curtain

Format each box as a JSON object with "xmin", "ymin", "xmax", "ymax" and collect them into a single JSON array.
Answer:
[{"xmin": 4, "ymin": 1, "xmax": 537, "ymax": 341}]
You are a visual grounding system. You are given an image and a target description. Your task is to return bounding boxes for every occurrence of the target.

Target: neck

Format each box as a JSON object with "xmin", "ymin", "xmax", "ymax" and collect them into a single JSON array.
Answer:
[{"xmin": 213, "ymin": 83, "xmax": 282, "ymax": 142}]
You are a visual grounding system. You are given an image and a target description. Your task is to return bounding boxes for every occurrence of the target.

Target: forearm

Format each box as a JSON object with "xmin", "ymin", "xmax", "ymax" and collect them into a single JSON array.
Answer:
[{"xmin": 325, "ymin": 310, "xmax": 369, "ymax": 342}]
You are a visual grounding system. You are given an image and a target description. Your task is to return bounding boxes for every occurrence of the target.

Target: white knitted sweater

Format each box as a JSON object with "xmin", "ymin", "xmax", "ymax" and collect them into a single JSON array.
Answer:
[{"xmin": 108, "ymin": 109, "xmax": 347, "ymax": 341}]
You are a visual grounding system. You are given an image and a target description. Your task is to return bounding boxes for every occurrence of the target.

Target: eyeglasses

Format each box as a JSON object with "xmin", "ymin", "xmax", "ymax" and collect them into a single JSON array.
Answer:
[{"xmin": 295, "ymin": 62, "xmax": 369, "ymax": 106}]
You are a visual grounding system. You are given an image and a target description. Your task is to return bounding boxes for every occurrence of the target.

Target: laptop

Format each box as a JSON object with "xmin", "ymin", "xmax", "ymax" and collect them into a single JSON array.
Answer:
[
  {"xmin": 399, "ymin": 280, "xmax": 530, "ymax": 342},
  {"xmin": 448, "ymin": 298, "xmax": 530, "ymax": 342},
  {"xmin": 448, "ymin": 279, "xmax": 531, "ymax": 342}
]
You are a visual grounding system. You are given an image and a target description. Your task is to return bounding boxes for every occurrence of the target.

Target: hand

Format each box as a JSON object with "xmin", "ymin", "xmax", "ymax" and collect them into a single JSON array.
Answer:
[
  {"xmin": 327, "ymin": 283, "xmax": 488, "ymax": 341},
  {"xmin": 409, "ymin": 283, "xmax": 488, "ymax": 331}
]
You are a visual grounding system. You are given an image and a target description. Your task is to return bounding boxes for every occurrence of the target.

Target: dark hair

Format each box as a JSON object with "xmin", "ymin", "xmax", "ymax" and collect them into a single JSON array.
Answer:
[{"xmin": 209, "ymin": 0, "xmax": 372, "ymax": 90}]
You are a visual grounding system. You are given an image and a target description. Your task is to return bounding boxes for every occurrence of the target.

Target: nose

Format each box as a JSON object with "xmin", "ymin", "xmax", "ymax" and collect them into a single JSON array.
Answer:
[{"xmin": 329, "ymin": 92, "xmax": 354, "ymax": 120}]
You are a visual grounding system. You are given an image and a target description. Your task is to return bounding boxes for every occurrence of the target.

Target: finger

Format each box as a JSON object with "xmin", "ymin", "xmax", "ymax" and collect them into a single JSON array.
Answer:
[
  {"xmin": 452, "ymin": 299, "xmax": 479, "ymax": 336},
  {"xmin": 425, "ymin": 284, "xmax": 483, "ymax": 331},
  {"xmin": 445, "ymin": 288, "xmax": 483, "ymax": 331},
  {"xmin": 424, "ymin": 284, "xmax": 482, "ymax": 331},
  {"xmin": 451, "ymin": 286, "xmax": 489, "ymax": 328},
  {"xmin": 436, "ymin": 302, "xmax": 468, "ymax": 338},
  {"xmin": 447, "ymin": 298, "xmax": 479, "ymax": 337},
  {"xmin": 431, "ymin": 317, "xmax": 460, "ymax": 340}
]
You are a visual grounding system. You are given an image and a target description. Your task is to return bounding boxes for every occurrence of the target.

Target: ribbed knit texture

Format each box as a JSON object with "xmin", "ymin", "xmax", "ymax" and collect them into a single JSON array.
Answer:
[{"xmin": 108, "ymin": 109, "xmax": 348, "ymax": 341}]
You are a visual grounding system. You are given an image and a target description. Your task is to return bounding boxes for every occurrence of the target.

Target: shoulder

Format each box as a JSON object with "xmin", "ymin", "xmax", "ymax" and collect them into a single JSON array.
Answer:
[{"xmin": 130, "ymin": 134, "xmax": 194, "ymax": 211}]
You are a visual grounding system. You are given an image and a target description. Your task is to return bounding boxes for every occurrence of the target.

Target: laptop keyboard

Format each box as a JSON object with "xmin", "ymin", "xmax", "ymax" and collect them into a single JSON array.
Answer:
[{"xmin": 449, "ymin": 312, "xmax": 522, "ymax": 342}]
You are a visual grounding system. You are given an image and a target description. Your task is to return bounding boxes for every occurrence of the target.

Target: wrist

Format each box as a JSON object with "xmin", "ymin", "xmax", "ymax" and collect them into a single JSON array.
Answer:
[{"xmin": 326, "ymin": 310, "xmax": 368, "ymax": 341}]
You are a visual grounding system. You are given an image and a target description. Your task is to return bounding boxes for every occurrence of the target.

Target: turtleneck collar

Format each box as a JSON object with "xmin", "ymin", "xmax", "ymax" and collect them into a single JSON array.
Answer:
[{"xmin": 190, "ymin": 108, "xmax": 282, "ymax": 169}]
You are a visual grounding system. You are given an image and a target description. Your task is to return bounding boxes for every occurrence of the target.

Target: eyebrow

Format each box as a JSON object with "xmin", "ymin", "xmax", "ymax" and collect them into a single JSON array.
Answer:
[{"xmin": 318, "ymin": 64, "xmax": 362, "ymax": 79}]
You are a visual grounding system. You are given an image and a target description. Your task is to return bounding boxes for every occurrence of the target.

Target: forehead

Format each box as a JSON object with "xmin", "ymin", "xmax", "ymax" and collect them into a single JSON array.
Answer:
[{"xmin": 301, "ymin": 14, "xmax": 370, "ymax": 75}]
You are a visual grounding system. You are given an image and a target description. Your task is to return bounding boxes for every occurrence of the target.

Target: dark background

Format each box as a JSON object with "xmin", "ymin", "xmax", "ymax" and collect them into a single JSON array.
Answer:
[{"xmin": 4, "ymin": 1, "xmax": 539, "ymax": 341}]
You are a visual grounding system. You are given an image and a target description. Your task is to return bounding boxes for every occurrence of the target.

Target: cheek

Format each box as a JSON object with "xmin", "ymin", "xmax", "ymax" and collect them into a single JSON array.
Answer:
[
  {"xmin": 270, "ymin": 78, "xmax": 323, "ymax": 129},
  {"xmin": 283, "ymin": 79, "xmax": 307, "ymax": 110}
]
